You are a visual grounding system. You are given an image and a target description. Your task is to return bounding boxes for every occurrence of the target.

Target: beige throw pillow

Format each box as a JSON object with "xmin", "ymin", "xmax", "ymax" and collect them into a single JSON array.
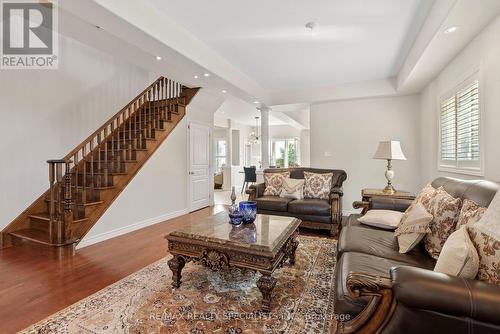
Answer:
[
  {"xmin": 434, "ymin": 227, "xmax": 479, "ymax": 278},
  {"xmin": 456, "ymin": 199, "xmax": 487, "ymax": 230},
  {"xmin": 394, "ymin": 202, "xmax": 433, "ymax": 253},
  {"xmin": 280, "ymin": 178, "xmax": 305, "ymax": 200},
  {"xmin": 424, "ymin": 187, "xmax": 462, "ymax": 259},
  {"xmin": 303, "ymin": 171, "xmax": 333, "ymax": 200},
  {"xmin": 263, "ymin": 172, "xmax": 290, "ymax": 196},
  {"xmin": 358, "ymin": 210, "xmax": 403, "ymax": 230}
]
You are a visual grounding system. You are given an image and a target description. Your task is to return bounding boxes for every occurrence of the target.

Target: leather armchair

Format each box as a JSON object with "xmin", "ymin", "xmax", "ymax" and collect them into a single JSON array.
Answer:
[{"xmin": 338, "ymin": 266, "xmax": 500, "ymax": 334}]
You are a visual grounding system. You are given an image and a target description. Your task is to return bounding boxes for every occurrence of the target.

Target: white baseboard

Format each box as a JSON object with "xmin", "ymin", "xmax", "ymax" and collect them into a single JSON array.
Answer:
[{"xmin": 76, "ymin": 208, "xmax": 189, "ymax": 249}]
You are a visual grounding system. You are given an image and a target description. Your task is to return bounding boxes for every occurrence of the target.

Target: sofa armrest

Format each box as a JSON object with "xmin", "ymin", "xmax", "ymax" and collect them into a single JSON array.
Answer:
[
  {"xmin": 247, "ymin": 183, "xmax": 265, "ymax": 200},
  {"xmin": 369, "ymin": 197, "xmax": 413, "ymax": 212},
  {"xmin": 390, "ymin": 266, "xmax": 500, "ymax": 326},
  {"xmin": 329, "ymin": 187, "xmax": 343, "ymax": 228}
]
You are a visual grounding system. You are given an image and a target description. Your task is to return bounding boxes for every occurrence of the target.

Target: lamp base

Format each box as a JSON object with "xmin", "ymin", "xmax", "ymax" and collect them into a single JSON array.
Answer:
[{"xmin": 383, "ymin": 184, "xmax": 396, "ymax": 194}]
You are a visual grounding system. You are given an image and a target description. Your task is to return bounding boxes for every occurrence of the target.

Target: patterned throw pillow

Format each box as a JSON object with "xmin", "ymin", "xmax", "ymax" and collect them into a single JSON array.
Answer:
[
  {"xmin": 303, "ymin": 172, "xmax": 333, "ymax": 200},
  {"xmin": 280, "ymin": 177, "xmax": 305, "ymax": 200},
  {"xmin": 466, "ymin": 190, "xmax": 500, "ymax": 285},
  {"xmin": 455, "ymin": 199, "xmax": 487, "ymax": 230},
  {"xmin": 403, "ymin": 183, "xmax": 437, "ymax": 217},
  {"xmin": 394, "ymin": 202, "xmax": 433, "ymax": 253},
  {"xmin": 263, "ymin": 172, "xmax": 290, "ymax": 196},
  {"xmin": 467, "ymin": 225, "xmax": 500, "ymax": 284},
  {"xmin": 424, "ymin": 187, "xmax": 462, "ymax": 259}
]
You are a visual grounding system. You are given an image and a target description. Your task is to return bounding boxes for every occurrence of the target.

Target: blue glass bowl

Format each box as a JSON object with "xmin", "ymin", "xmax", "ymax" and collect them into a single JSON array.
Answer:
[
  {"xmin": 239, "ymin": 201, "xmax": 257, "ymax": 224},
  {"xmin": 229, "ymin": 211, "xmax": 244, "ymax": 225}
]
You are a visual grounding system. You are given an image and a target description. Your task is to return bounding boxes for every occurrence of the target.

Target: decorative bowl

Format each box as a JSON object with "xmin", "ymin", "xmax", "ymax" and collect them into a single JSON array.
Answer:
[
  {"xmin": 239, "ymin": 201, "xmax": 257, "ymax": 224},
  {"xmin": 228, "ymin": 210, "xmax": 244, "ymax": 225}
]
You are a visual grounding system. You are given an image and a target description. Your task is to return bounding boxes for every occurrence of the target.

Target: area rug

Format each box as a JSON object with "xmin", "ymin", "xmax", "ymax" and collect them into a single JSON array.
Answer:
[{"xmin": 20, "ymin": 236, "xmax": 338, "ymax": 334}]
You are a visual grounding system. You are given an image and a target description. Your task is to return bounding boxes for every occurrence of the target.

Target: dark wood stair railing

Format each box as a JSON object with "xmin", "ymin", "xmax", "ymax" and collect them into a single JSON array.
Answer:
[{"xmin": 1, "ymin": 77, "xmax": 200, "ymax": 250}]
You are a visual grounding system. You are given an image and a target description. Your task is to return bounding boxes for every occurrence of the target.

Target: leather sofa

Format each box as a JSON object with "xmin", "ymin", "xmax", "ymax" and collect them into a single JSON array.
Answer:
[
  {"xmin": 335, "ymin": 177, "xmax": 500, "ymax": 334},
  {"xmin": 247, "ymin": 167, "xmax": 347, "ymax": 235}
]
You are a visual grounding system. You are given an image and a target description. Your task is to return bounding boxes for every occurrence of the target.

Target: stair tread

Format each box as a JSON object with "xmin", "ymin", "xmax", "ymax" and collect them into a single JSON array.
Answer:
[
  {"xmin": 44, "ymin": 199, "xmax": 104, "ymax": 207},
  {"xmin": 10, "ymin": 228, "xmax": 51, "ymax": 244},
  {"xmin": 28, "ymin": 213, "xmax": 89, "ymax": 223}
]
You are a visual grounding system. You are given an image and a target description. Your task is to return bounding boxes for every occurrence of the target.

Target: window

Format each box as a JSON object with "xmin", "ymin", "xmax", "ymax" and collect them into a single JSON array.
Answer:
[
  {"xmin": 215, "ymin": 139, "xmax": 227, "ymax": 172},
  {"xmin": 270, "ymin": 138, "xmax": 300, "ymax": 168},
  {"xmin": 439, "ymin": 76, "xmax": 482, "ymax": 174}
]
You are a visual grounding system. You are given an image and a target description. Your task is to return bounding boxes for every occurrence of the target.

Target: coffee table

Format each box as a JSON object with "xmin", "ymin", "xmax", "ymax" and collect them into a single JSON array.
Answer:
[{"xmin": 165, "ymin": 211, "xmax": 301, "ymax": 312}]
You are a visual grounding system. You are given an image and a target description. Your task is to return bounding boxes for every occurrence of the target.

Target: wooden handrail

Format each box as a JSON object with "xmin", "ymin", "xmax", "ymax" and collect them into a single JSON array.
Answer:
[{"xmin": 62, "ymin": 77, "xmax": 185, "ymax": 161}]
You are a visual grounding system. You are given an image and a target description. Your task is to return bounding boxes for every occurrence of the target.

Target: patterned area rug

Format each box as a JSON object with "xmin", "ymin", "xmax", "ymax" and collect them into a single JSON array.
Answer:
[{"xmin": 20, "ymin": 236, "xmax": 338, "ymax": 334}]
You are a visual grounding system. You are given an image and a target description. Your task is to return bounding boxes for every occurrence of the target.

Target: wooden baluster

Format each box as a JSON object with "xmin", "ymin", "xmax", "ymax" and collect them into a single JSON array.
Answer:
[
  {"xmin": 127, "ymin": 107, "xmax": 132, "ymax": 161},
  {"xmin": 82, "ymin": 144, "xmax": 87, "ymax": 203},
  {"xmin": 47, "ymin": 161, "xmax": 56, "ymax": 243},
  {"xmin": 63, "ymin": 160, "xmax": 73, "ymax": 241},
  {"xmin": 147, "ymin": 91, "xmax": 151, "ymax": 139},
  {"xmin": 90, "ymin": 138, "xmax": 94, "ymax": 198},
  {"xmin": 139, "ymin": 96, "xmax": 143, "ymax": 149},
  {"xmin": 156, "ymin": 82, "xmax": 160, "ymax": 129},
  {"xmin": 104, "ymin": 126, "xmax": 109, "ymax": 186},
  {"xmin": 55, "ymin": 163, "xmax": 63, "ymax": 244}
]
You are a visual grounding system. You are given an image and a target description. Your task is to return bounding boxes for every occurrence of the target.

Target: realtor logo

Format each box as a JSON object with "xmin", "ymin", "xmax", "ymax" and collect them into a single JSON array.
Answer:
[{"xmin": 1, "ymin": 0, "xmax": 58, "ymax": 69}]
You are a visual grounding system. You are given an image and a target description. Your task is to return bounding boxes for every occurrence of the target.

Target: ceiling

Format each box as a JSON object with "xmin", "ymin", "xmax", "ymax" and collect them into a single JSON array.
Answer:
[
  {"xmin": 150, "ymin": 0, "xmax": 434, "ymax": 91},
  {"xmin": 215, "ymin": 96, "xmax": 286, "ymax": 126}
]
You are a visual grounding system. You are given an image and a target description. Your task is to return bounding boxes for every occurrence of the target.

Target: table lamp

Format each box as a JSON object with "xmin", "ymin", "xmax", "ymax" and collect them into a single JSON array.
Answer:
[{"xmin": 373, "ymin": 141, "xmax": 406, "ymax": 194}]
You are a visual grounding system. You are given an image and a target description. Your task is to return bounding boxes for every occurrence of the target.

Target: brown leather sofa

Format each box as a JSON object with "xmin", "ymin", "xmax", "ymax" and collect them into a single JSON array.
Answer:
[
  {"xmin": 247, "ymin": 167, "xmax": 347, "ymax": 235},
  {"xmin": 335, "ymin": 177, "xmax": 500, "ymax": 334}
]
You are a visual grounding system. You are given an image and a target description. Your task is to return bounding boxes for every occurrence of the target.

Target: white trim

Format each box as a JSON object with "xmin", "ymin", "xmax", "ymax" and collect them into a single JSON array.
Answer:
[{"xmin": 76, "ymin": 208, "xmax": 189, "ymax": 249}]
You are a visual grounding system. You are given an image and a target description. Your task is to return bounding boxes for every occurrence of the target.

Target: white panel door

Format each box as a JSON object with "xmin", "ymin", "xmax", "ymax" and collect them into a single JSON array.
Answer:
[{"xmin": 189, "ymin": 122, "xmax": 211, "ymax": 211}]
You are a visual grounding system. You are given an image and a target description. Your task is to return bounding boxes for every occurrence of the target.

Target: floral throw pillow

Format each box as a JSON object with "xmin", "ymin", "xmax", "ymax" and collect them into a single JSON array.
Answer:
[
  {"xmin": 424, "ymin": 187, "xmax": 462, "ymax": 259},
  {"xmin": 455, "ymin": 199, "xmax": 487, "ymax": 230},
  {"xmin": 263, "ymin": 172, "xmax": 290, "ymax": 196},
  {"xmin": 467, "ymin": 225, "xmax": 500, "ymax": 284},
  {"xmin": 403, "ymin": 183, "xmax": 437, "ymax": 216},
  {"xmin": 303, "ymin": 172, "xmax": 333, "ymax": 200}
]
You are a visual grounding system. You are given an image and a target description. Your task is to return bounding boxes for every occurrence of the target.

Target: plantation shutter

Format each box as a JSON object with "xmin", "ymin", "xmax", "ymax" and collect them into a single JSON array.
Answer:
[
  {"xmin": 439, "ymin": 79, "xmax": 480, "ymax": 172},
  {"xmin": 456, "ymin": 81, "xmax": 479, "ymax": 161}
]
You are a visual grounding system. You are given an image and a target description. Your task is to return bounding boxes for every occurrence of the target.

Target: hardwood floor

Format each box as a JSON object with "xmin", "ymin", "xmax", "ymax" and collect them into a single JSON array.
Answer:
[{"xmin": 0, "ymin": 205, "xmax": 334, "ymax": 333}]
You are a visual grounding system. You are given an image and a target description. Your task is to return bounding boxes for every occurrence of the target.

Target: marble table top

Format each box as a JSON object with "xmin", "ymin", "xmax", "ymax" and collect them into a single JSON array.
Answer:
[{"xmin": 166, "ymin": 210, "xmax": 301, "ymax": 256}]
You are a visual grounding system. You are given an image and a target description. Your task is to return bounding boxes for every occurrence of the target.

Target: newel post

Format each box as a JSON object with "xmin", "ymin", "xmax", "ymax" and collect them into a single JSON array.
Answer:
[{"xmin": 47, "ymin": 159, "xmax": 73, "ymax": 244}]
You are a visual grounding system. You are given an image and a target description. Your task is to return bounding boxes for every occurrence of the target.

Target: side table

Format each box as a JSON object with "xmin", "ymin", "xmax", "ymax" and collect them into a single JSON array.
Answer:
[{"xmin": 353, "ymin": 188, "xmax": 416, "ymax": 214}]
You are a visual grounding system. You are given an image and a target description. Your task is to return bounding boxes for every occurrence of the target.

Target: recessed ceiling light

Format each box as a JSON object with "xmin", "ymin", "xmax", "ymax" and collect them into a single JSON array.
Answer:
[
  {"xmin": 253, "ymin": 100, "xmax": 259, "ymax": 104},
  {"xmin": 305, "ymin": 21, "xmax": 318, "ymax": 33},
  {"xmin": 222, "ymin": 90, "xmax": 227, "ymax": 94},
  {"xmin": 155, "ymin": 56, "xmax": 162, "ymax": 60},
  {"xmin": 444, "ymin": 26, "xmax": 459, "ymax": 34},
  {"xmin": 203, "ymin": 73, "xmax": 210, "ymax": 77},
  {"xmin": 194, "ymin": 75, "xmax": 199, "ymax": 79}
]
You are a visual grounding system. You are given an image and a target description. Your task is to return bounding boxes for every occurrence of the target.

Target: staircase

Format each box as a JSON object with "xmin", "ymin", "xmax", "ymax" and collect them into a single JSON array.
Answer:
[{"xmin": 1, "ymin": 77, "xmax": 199, "ymax": 250}]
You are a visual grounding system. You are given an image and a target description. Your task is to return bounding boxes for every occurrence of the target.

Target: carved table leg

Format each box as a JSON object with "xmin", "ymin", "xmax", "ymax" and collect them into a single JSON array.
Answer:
[
  {"xmin": 168, "ymin": 255, "xmax": 186, "ymax": 288},
  {"xmin": 257, "ymin": 273, "xmax": 277, "ymax": 312},
  {"xmin": 288, "ymin": 238, "xmax": 299, "ymax": 265}
]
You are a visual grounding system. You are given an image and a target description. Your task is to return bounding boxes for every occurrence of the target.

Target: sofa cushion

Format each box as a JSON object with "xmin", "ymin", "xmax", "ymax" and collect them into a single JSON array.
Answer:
[
  {"xmin": 263, "ymin": 172, "xmax": 290, "ymax": 196},
  {"xmin": 455, "ymin": 199, "xmax": 486, "ymax": 230},
  {"xmin": 335, "ymin": 252, "xmax": 435, "ymax": 318},
  {"xmin": 338, "ymin": 226, "xmax": 436, "ymax": 268},
  {"xmin": 255, "ymin": 196, "xmax": 292, "ymax": 212},
  {"xmin": 288, "ymin": 198, "xmax": 331, "ymax": 216},
  {"xmin": 303, "ymin": 171, "xmax": 333, "ymax": 200}
]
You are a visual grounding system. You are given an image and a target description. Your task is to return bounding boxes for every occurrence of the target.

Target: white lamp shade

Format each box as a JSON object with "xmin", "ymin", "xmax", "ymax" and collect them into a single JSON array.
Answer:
[{"xmin": 373, "ymin": 141, "xmax": 407, "ymax": 160}]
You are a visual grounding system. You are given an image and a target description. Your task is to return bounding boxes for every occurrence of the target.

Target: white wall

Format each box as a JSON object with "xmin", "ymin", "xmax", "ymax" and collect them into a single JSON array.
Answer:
[
  {"xmin": 310, "ymin": 95, "xmax": 421, "ymax": 213},
  {"xmin": 420, "ymin": 14, "xmax": 500, "ymax": 184},
  {"xmin": 300, "ymin": 129, "xmax": 311, "ymax": 167}
]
